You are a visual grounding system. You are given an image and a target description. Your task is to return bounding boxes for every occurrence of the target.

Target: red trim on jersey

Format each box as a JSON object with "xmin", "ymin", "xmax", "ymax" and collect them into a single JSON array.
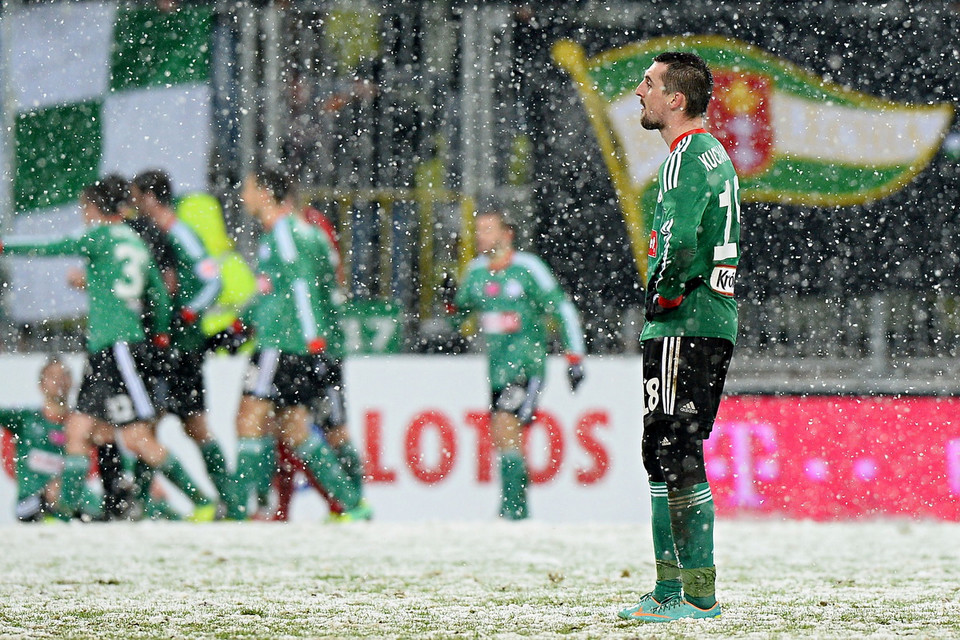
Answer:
[{"xmin": 670, "ymin": 128, "xmax": 709, "ymax": 152}]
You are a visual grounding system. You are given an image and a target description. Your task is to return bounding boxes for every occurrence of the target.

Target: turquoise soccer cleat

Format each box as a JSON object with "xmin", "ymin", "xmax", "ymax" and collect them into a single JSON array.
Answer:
[
  {"xmin": 622, "ymin": 595, "xmax": 721, "ymax": 623},
  {"xmin": 617, "ymin": 592, "xmax": 664, "ymax": 619}
]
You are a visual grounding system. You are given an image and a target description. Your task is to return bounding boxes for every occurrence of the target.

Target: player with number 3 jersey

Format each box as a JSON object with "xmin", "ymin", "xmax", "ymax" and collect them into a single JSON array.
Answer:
[{"xmin": 0, "ymin": 175, "xmax": 216, "ymax": 520}]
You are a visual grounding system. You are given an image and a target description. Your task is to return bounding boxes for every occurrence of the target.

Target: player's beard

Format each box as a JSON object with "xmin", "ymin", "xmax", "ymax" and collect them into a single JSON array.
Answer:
[{"xmin": 640, "ymin": 109, "xmax": 663, "ymax": 131}]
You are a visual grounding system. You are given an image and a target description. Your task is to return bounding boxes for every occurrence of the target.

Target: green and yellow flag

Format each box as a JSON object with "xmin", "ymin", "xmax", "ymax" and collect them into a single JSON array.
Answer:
[{"xmin": 552, "ymin": 35, "xmax": 955, "ymax": 279}]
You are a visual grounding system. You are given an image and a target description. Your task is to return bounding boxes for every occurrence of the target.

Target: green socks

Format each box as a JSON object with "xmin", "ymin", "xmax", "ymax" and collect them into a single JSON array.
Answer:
[
  {"xmin": 229, "ymin": 437, "xmax": 267, "ymax": 518},
  {"xmin": 256, "ymin": 437, "xmax": 276, "ymax": 507},
  {"xmin": 499, "ymin": 450, "xmax": 528, "ymax": 520},
  {"xmin": 668, "ymin": 482, "xmax": 717, "ymax": 608},
  {"xmin": 200, "ymin": 440, "xmax": 229, "ymax": 501},
  {"xmin": 132, "ymin": 457, "xmax": 155, "ymax": 504},
  {"xmin": 158, "ymin": 455, "xmax": 210, "ymax": 506},
  {"xmin": 59, "ymin": 455, "xmax": 89, "ymax": 512},
  {"xmin": 297, "ymin": 435, "xmax": 360, "ymax": 511},
  {"xmin": 650, "ymin": 482, "xmax": 682, "ymax": 601},
  {"xmin": 332, "ymin": 441, "xmax": 364, "ymax": 494}
]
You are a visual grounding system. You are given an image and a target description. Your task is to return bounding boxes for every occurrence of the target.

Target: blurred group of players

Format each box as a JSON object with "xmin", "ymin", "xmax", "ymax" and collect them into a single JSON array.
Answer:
[
  {"xmin": 0, "ymin": 163, "xmax": 589, "ymax": 525},
  {"xmin": 0, "ymin": 168, "xmax": 370, "ymax": 523}
]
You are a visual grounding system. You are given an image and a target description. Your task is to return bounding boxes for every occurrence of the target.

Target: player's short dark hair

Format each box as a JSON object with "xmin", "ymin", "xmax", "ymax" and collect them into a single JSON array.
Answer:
[
  {"xmin": 81, "ymin": 174, "xmax": 129, "ymax": 216},
  {"xmin": 253, "ymin": 167, "xmax": 295, "ymax": 204},
  {"xmin": 653, "ymin": 51, "xmax": 713, "ymax": 117},
  {"xmin": 132, "ymin": 169, "xmax": 174, "ymax": 206}
]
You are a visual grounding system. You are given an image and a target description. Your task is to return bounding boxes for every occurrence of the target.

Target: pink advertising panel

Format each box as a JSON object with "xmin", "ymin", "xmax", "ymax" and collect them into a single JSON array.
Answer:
[{"xmin": 709, "ymin": 396, "xmax": 960, "ymax": 520}]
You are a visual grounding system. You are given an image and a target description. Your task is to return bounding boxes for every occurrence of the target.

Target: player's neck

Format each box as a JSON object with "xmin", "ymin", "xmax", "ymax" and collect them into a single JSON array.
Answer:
[
  {"xmin": 261, "ymin": 203, "xmax": 294, "ymax": 230},
  {"xmin": 489, "ymin": 248, "xmax": 514, "ymax": 271},
  {"xmin": 41, "ymin": 399, "xmax": 68, "ymax": 424},
  {"xmin": 662, "ymin": 118, "xmax": 706, "ymax": 150},
  {"xmin": 154, "ymin": 206, "xmax": 178, "ymax": 231}
]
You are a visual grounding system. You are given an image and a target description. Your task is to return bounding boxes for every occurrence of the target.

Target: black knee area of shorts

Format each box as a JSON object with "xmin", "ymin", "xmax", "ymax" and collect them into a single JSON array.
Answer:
[
  {"xmin": 644, "ymin": 418, "xmax": 708, "ymax": 491},
  {"xmin": 641, "ymin": 427, "xmax": 666, "ymax": 484}
]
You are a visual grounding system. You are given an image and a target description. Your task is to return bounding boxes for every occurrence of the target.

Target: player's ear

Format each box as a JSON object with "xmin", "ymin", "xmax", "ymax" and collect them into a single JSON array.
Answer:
[{"xmin": 671, "ymin": 91, "xmax": 686, "ymax": 112}]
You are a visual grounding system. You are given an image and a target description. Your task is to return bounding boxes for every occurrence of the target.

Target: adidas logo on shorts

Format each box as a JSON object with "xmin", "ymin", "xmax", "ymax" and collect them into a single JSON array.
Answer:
[{"xmin": 678, "ymin": 401, "xmax": 697, "ymax": 415}]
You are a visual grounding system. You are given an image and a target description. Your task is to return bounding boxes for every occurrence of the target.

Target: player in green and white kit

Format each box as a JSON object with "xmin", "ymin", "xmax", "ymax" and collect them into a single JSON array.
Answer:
[
  {"xmin": 0, "ymin": 176, "xmax": 216, "ymax": 520},
  {"xmin": 0, "ymin": 358, "xmax": 100, "ymax": 521},
  {"xmin": 132, "ymin": 170, "xmax": 231, "ymax": 505},
  {"xmin": 228, "ymin": 168, "xmax": 366, "ymax": 521},
  {"xmin": 453, "ymin": 208, "xmax": 586, "ymax": 520},
  {"xmin": 618, "ymin": 52, "xmax": 739, "ymax": 623}
]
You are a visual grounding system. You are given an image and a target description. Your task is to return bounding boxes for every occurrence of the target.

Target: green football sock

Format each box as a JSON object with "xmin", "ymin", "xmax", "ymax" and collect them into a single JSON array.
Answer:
[
  {"xmin": 650, "ymin": 481, "xmax": 682, "ymax": 601},
  {"xmin": 200, "ymin": 440, "xmax": 229, "ymax": 501},
  {"xmin": 132, "ymin": 458, "xmax": 155, "ymax": 505},
  {"xmin": 668, "ymin": 481, "xmax": 717, "ymax": 608},
  {"xmin": 59, "ymin": 455, "xmax": 89, "ymax": 513},
  {"xmin": 296, "ymin": 434, "xmax": 360, "ymax": 511},
  {"xmin": 230, "ymin": 437, "xmax": 266, "ymax": 518},
  {"xmin": 79, "ymin": 487, "xmax": 104, "ymax": 519},
  {"xmin": 158, "ymin": 455, "xmax": 210, "ymax": 506},
  {"xmin": 144, "ymin": 497, "xmax": 182, "ymax": 521},
  {"xmin": 256, "ymin": 437, "xmax": 276, "ymax": 507},
  {"xmin": 332, "ymin": 441, "xmax": 364, "ymax": 494},
  {"xmin": 499, "ymin": 450, "xmax": 528, "ymax": 520}
]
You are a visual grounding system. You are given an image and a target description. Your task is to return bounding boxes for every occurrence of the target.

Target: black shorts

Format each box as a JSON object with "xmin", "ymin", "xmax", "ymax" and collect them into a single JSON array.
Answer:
[
  {"xmin": 641, "ymin": 336, "xmax": 733, "ymax": 437},
  {"xmin": 76, "ymin": 341, "xmax": 159, "ymax": 426},
  {"xmin": 311, "ymin": 357, "xmax": 347, "ymax": 432},
  {"xmin": 164, "ymin": 349, "xmax": 207, "ymax": 419},
  {"xmin": 491, "ymin": 375, "xmax": 543, "ymax": 426},
  {"xmin": 243, "ymin": 349, "xmax": 321, "ymax": 409}
]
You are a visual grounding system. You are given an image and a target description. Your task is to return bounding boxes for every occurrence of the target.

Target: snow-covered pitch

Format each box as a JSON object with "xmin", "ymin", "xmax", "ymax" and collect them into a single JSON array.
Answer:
[{"xmin": 0, "ymin": 519, "xmax": 957, "ymax": 639}]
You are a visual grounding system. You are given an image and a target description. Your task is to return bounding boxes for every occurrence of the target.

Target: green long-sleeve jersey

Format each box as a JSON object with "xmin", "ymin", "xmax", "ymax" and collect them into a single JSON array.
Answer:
[
  {"xmin": 165, "ymin": 221, "xmax": 222, "ymax": 352},
  {"xmin": 454, "ymin": 251, "xmax": 585, "ymax": 391},
  {"xmin": 0, "ymin": 408, "xmax": 66, "ymax": 500},
  {"xmin": 248, "ymin": 215, "xmax": 344, "ymax": 356},
  {"xmin": 641, "ymin": 130, "xmax": 740, "ymax": 344},
  {"xmin": 3, "ymin": 223, "xmax": 172, "ymax": 352}
]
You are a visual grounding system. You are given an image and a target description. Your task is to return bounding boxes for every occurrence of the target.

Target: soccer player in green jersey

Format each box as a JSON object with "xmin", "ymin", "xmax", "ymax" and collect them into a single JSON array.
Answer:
[
  {"xmin": 228, "ymin": 167, "xmax": 367, "ymax": 521},
  {"xmin": 0, "ymin": 176, "xmax": 216, "ymax": 521},
  {"xmin": 269, "ymin": 205, "xmax": 366, "ymax": 522},
  {"xmin": 453, "ymin": 207, "xmax": 586, "ymax": 520},
  {"xmin": 617, "ymin": 52, "xmax": 739, "ymax": 623},
  {"xmin": 131, "ymin": 170, "xmax": 231, "ymax": 506},
  {"xmin": 0, "ymin": 358, "xmax": 100, "ymax": 521}
]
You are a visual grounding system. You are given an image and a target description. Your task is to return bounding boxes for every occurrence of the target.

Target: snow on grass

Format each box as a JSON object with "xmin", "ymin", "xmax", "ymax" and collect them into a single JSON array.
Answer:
[{"xmin": 0, "ymin": 518, "xmax": 958, "ymax": 639}]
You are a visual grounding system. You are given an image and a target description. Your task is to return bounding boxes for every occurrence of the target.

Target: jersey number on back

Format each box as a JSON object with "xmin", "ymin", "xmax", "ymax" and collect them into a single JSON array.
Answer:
[
  {"xmin": 114, "ymin": 243, "xmax": 149, "ymax": 308},
  {"xmin": 714, "ymin": 177, "xmax": 740, "ymax": 261}
]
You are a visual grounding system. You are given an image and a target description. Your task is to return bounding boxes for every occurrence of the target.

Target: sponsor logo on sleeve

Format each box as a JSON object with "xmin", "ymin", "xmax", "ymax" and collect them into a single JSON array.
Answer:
[{"xmin": 710, "ymin": 265, "xmax": 737, "ymax": 296}]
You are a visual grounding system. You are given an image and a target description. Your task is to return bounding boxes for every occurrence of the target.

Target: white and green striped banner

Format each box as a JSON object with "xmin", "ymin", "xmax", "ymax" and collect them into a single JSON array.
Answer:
[{"xmin": 3, "ymin": 2, "xmax": 212, "ymax": 322}]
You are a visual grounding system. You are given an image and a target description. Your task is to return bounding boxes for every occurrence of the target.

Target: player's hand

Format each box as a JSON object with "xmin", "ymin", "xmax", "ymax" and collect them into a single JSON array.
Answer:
[
  {"xmin": 307, "ymin": 337, "xmax": 327, "ymax": 355},
  {"xmin": 179, "ymin": 307, "xmax": 198, "ymax": 325},
  {"xmin": 644, "ymin": 292, "xmax": 683, "ymax": 321},
  {"xmin": 152, "ymin": 333, "xmax": 171, "ymax": 349},
  {"xmin": 566, "ymin": 354, "xmax": 585, "ymax": 392}
]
